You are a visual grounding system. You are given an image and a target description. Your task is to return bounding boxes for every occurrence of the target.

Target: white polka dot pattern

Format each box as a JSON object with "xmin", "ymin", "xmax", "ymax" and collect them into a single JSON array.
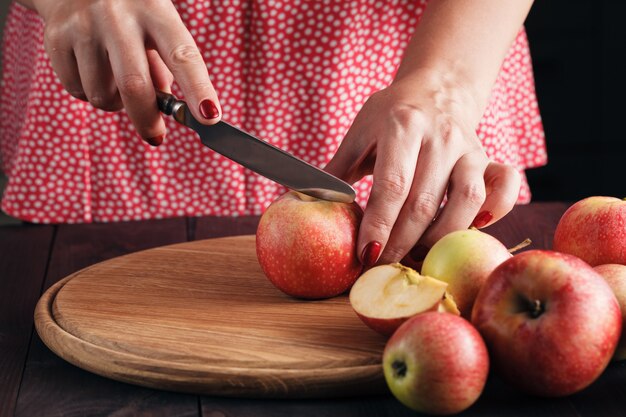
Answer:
[{"xmin": 0, "ymin": 1, "xmax": 546, "ymax": 224}]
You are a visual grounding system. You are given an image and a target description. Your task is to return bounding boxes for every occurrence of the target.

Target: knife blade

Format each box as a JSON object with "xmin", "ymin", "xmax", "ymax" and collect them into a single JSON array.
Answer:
[{"xmin": 156, "ymin": 91, "xmax": 356, "ymax": 204}]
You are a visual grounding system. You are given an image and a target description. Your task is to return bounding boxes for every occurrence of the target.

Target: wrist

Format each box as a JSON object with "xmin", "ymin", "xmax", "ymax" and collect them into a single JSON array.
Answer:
[
  {"xmin": 27, "ymin": 0, "xmax": 57, "ymax": 19},
  {"xmin": 390, "ymin": 66, "xmax": 485, "ymax": 127},
  {"xmin": 15, "ymin": 0, "xmax": 37, "ymax": 10}
]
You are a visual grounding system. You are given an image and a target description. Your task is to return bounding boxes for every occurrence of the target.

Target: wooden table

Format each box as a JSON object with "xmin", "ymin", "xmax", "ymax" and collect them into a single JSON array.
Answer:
[{"xmin": 2, "ymin": 202, "xmax": 625, "ymax": 417}]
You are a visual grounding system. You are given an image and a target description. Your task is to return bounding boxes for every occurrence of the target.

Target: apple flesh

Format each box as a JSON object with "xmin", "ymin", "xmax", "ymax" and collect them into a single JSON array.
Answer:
[
  {"xmin": 553, "ymin": 196, "xmax": 626, "ymax": 266},
  {"xmin": 256, "ymin": 191, "xmax": 363, "ymax": 299},
  {"xmin": 438, "ymin": 292, "xmax": 461, "ymax": 315},
  {"xmin": 349, "ymin": 263, "xmax": 458, "ymax": 336},
  {"xmin": 472, "ymin": 250, "xmax": 622, "ymax": 397},
  {"xmin": 594, "ymin": 264, "xmax": 626, "ymax": 361},
  {"xmin": 383, "ymin": 312, "xmax": 489, "ymax": 415},
  {"xmin": 421, "ymin": 229, "xmax": 512, "ymax": 318}
]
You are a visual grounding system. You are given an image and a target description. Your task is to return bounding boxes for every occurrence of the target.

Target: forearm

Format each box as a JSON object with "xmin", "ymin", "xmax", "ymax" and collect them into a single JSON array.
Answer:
[
  {"xmin": 16, "ymin": 0, "xmax": 37, "ymax": 10},
  {"xmin": 394, "ymin": 0, "xmax": 534, "ymax": 125}
]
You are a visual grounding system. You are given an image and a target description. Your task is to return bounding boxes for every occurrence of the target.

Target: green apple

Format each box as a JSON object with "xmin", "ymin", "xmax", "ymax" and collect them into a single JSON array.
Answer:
[
  {"xmin": 383, "ymin": 312, "xmax": 489, "ymax": 415},
  {"xmin": 349, "ymin": 264, "xmax": 459, "ymax": 336},
  {"xmin": 421, "ymin": 229, "xmax": 512, "ymax": 318}
]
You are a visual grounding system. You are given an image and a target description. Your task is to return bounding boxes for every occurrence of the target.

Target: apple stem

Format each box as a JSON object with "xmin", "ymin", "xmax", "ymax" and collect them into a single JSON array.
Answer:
[
  {"xmin": 508, "ymin": 238, "xmax": 532, "ymax": 254},
  {"xmin": 392, "ymin": 360, "xmax": 408, "ymax": 378},
  {"xmin": 529, "ymin": 299, "xmax": 544, "ymax": 318}
]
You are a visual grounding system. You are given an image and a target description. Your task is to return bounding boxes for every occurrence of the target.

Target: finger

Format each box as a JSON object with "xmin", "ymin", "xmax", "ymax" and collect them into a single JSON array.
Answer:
[
  {"xmin": 44, "ymin": 30, "xmax": 87, "ymax": 101},
  {"xmin": 147, "ymin": 49, "xmax": 174, "ymax": 94},
  {"xmin": 145, "ymin": 7, "xmax": 221, "ymax": 125},
  {"xmin": 379, "ymin": 141, "xmax": 451, "ymax": 264},
  {"xmin": 323, "ymin": 128, "xmax": 374, "ymax": 184},
  {"xmin": 470, "ymin": 162, "xmax": 522, "ymax": 228},
  {"xmin": 419, "ymin": 152, "xmax": 488, "ymax": 247},
  {"xmin": 74, "ymin": 41, "xmax": 122, "ymax": 111},
  {"xmin": 357, "ymin": 131, "xmax": 421, "ymax": 267},
  {"xmin": 106, "ymin": 30, "xmax": 166, "ymax": 146}
]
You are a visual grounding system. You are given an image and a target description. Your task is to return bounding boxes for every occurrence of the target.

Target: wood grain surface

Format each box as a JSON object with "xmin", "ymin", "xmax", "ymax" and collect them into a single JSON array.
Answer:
[
  {"xmin": 0, "ymin": 225, "xmax": 54, "ymax": 417},
  {"xmin": 14, "ymin": 218, "xmax": 197, "ymax": 417},
  {"xmin": 34, "ymin": 235, "xmax": 388, "ymax": 399}
]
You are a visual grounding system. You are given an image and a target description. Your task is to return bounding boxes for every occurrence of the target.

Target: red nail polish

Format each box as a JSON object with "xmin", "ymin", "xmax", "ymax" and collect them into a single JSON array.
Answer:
[
  {"xmin": 199, "ymin": 99, "xmax": 219, "ymax": 119},
  {"xmin": 146, "ymin": 134, "xmax": 164, "ymax": 147},
  {"xmin": 361, "ymin": 241, "xmax": 382, "ymax": 267},
  {"xmin": 472, "ymin": 211, "xmax": 493, "ymax": 228}
]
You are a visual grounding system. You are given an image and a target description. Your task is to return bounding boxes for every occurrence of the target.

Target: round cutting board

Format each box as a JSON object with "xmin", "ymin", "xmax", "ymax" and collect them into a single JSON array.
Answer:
[{"xmin": 35, "ymin": 235, "xmax": 388, "ymax": 398}]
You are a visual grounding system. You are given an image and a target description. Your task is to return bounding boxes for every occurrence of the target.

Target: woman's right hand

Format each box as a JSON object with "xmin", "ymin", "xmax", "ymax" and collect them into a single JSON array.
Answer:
[{"xmin": 29, "ymin": 0, "xmax": 221, "ymax": 145}]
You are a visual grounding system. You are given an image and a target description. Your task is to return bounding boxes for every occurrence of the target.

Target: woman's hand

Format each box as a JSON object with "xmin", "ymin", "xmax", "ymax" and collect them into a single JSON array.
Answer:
[
  {"xmin": 326, "ymin": 0, "xmax": 533, "ymax": 267},
  {"xmin": 29, "ymin": 0, "xmax": 221, "ymax": 145},
  {"xmin": 325, "ymin": 73, "xmax": 521, "ymax": 266}
]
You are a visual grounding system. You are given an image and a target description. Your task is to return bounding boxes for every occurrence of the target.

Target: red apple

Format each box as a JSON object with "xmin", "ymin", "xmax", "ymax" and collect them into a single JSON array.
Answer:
[
  {"xmin": 255, "ymin": 191, "xmax": 363, "ymax": 299},
  {"xmin": 349, "ymin": 263, "xmax": 459, "ymax": 336},
  {"xmin": 594, "ymin": 264, "xmax": 626, "ymax": 361},
  {"xmin": 472, "ymin": 250, "xmax": 621, "ymax": 397},
  {"xmin": 553, "ymin": 196, "xmax": 626, "ymax": 266},
  {"xmin": 383, "ymin": 312, "xmax": 489, "ymax": 415},
  {"xmin": 421, "ymin": 229, "xmax": 512, "ymax": 318}
]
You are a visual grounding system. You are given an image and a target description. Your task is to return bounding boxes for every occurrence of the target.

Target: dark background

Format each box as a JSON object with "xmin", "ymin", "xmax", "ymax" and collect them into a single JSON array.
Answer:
[{"xmin": 524, "ymin": 0, "xmax": 626, "ymax": 201}]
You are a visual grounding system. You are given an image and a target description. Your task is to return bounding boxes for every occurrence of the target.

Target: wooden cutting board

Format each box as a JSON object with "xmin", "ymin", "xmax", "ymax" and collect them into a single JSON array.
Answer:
[{"xmin": 34, "ymin": 235, "xmax": 388, "ymax": 398}]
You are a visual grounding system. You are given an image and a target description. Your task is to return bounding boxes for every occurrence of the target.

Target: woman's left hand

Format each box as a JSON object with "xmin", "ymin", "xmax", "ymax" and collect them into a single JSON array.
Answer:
[{"xmin": 325, "ymin": 74, "xmax": 521, "ymax": 266}]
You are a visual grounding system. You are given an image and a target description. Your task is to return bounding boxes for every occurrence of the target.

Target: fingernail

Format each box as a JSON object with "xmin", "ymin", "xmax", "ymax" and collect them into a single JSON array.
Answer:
[
  {"xmin": 145, "ymin": 134, "xmax": 164, "ymax": 147},
  {"xmin": 361, "ymin": 241, "xmax": 382, "ymax": 267},
  {"xmin": 199, "ymin": 99, "xmax": 220, "ymax": 119},
  {"xmin": 472, "ymin": 211, "xmax": 493, "ymax": 228},
  {"xmin": 409, "ymin": 244, "xmax": 430, "ymax": 262}
]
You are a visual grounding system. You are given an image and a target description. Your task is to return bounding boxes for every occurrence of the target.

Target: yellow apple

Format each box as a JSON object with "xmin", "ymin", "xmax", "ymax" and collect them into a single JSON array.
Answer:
[{"xmin": 421, "ymin": 229, "xmax": 511, "ymax": 318}]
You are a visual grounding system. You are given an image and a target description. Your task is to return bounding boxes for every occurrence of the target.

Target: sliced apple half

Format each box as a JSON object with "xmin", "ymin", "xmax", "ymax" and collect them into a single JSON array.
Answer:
[
  {"xmin": 439, "ymin": 291, "xmax": 461, "ymax": 315},
  {"xmin": 349, "ymin": 263, "xmax": 459, "ymax": 336}
]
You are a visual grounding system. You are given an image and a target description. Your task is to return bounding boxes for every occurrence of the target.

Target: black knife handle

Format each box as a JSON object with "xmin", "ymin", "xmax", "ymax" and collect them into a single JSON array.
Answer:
[
  {"xmin": 156, "ymin": 91, "xmax": 178, "ymax": 115},
  {"xmin": 156, "ymin": 91, "xmax": 189, "ymax": 125}
]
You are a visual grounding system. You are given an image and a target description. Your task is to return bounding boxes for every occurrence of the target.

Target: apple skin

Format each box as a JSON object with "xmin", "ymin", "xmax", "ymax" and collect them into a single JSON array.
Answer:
[
  {"xmin": 356, "ymin": 315, "xmax": 417, "ymax": 338},
  {"xmin": 255, "ymin": 191, "xmax": 363, "ymax": 299},
  {"xmin": 553, "ymin": 196, "xmax": 626, "ymax": 266},
  {"xmin": 383, "ymin": 312, "xmax": 489, "ymax": 415},
  {"xmin": 472, "ymin": 250, "xmax": 622, "ymax": 397},
  {"xmin": 594, "ymin": 264, "xmax": 626, "ymax": 361},
  {"xmin": 421, "ymin": 229, "xmax": 512, "ymax": 318}
]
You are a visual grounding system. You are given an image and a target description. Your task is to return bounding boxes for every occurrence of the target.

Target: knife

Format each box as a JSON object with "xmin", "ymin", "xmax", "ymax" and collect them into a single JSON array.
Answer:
[{"xmin": 156, "ymin": 91, "xmax": 356, "ymax": 204}]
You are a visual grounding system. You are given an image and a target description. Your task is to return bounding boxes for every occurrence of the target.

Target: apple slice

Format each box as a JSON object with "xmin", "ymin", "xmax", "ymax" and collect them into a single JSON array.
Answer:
[
  {"xmin": 349, "ymin": 263, "xmax": 457, "ymax": 336},
  {"xmin": 439, "ymin": 292, "xmax": 461, "ymax": 315}
]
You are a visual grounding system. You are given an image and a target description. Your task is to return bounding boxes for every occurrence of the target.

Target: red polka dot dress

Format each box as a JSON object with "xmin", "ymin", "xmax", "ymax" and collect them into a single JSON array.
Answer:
[{"xmin": 0, "ymin": 1, "xmax": 546, "ymax": 224}]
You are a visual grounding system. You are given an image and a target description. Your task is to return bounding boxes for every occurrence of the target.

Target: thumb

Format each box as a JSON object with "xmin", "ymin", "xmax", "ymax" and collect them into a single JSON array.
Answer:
[
  {"xmin": 471, "ymin": 162, "xmax": 522, "ymax": 228},
  {"xmin": 323, "ymin": 136, "xmax": 372, "ymax": 185}
]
